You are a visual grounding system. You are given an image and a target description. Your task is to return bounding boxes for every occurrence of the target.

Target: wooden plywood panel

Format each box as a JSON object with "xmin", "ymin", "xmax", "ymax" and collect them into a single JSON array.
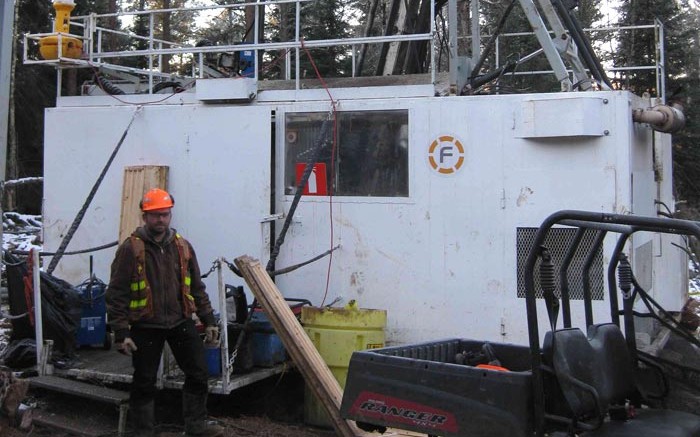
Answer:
[{"xmin": 118, "ymin": 166, "xmax": 168, "ymax": 243}]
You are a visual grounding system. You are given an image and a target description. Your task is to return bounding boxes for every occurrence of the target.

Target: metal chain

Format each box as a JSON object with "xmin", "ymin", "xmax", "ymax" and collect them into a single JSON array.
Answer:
[
  {"xmin": 227, "ymin": 348, "xmax": 238, "ymax": 370},
  {"xmin": 200, "ymin": 259, "xmax": 220, "ymax": 279},
  {"xmin": 220, "ymin": 258, "xmax": 242, "ymax": 277}
]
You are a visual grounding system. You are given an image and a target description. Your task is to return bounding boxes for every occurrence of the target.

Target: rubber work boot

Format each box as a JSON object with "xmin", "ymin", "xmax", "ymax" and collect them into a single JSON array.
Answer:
[
  {"xmin": 129, "ymin": 399, "xmax": 155, "ymax": 437},
  {"xmin": 182, "ymin": 392, "xmax": 224, "ymax": 437}
]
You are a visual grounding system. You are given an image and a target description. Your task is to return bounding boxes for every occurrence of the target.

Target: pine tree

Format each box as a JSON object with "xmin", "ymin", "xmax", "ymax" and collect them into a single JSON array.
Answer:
[
  {"xmin": 468, "ymin": 0, "xmax": 603, "ymax": 94},
  {"xmin": 615, "ymin": 0, "xmax": 700, "ymax": 212},
  {"xmin": 666, "ymin": 2, "xmax": 700, "ymax": 211},
  {"xmin": 298, "ymin": 0, "xmax": 352, "ymax": 78},
  {"xmin": 125, "ymin": 0, "xmax": 199, "ymax": 73},
  {"xmin": 9, "ymin": 0, "xmax": 56, "ymax": 213}
]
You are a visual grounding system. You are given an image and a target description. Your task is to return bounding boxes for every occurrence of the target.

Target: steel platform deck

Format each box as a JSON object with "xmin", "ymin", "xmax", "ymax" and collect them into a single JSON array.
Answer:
[{"xmin": 55, "ymin": 348, "xmax": 289, "ymax": 394}]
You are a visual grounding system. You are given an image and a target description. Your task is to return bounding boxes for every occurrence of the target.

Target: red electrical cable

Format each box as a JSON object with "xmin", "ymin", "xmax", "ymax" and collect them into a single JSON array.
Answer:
[{"xmin": 300, "ymin": 38, "xmax": 337, "ymax": 307}]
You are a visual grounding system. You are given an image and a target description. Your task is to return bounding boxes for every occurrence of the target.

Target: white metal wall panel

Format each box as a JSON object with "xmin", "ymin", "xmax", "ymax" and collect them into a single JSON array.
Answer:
[
  {"xmin": 41, "ymin": 89, "xmax": 682, "ymax": 347},
  {"xmin": 44, "ymin": 104, "xmax": 271, "ymax": 308},
  {"xmin": 651, "ymin": 132, "xmax": 687, "ymax": 311},
  {"xmin": 272, "ymin": 91, "xmax": 669, "ymax": 345}
]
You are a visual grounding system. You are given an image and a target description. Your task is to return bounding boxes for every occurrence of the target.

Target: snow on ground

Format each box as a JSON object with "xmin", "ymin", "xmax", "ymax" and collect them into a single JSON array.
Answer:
[
  {"xmin": 688, "ymin": 261, "xmax": 700, "ymax": 313},
  {"xmin": 2, "ymin": 212, "xmax": 42, "ymax": 254}
]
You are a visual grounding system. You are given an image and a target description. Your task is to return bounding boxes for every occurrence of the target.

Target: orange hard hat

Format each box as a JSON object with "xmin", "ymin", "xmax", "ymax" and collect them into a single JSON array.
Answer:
[{"xmin": 140, "ymin": 188, "xmax": 174, "ymax": 211}]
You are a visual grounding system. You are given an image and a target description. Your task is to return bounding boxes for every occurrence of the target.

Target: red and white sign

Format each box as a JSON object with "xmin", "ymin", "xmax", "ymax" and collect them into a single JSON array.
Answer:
[{"xmin": 295, "ymin": 163, "xmax": 328, "ymax": 195}]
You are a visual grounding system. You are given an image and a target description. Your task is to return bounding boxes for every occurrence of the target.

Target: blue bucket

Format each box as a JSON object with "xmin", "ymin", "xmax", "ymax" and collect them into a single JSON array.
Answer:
[{"xmin": 205, "ymin": 346, "xmax": 221, "ymax": 376}]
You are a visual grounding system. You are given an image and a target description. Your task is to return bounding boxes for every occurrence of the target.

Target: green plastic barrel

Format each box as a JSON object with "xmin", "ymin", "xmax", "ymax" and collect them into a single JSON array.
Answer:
[{"xmin": 301, "ymin": 301, "xmax": 387, "ymax": 427}]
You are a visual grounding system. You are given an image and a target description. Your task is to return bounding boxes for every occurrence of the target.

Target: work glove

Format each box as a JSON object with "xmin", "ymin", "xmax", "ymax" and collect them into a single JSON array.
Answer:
[
  {"xmin": 204, "ymin": 325, "xmax": 220, "ymax": 346},
  {"xmin": 117, "ymin": 337, "xmax": 138, "ymax": 356}
]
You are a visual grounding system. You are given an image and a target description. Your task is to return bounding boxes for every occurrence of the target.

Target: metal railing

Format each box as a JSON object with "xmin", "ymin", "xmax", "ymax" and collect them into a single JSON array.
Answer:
[
  {"xmin": 23, "ymin": 0, "xmax": 436, "ymax": 96},
  {"xmin": 23, "ymin": 0, "xmax": 664, "ymax": 100},
  {"xmin": 458, "ymin": 21, "xmax": 665, "ymax": 101}
]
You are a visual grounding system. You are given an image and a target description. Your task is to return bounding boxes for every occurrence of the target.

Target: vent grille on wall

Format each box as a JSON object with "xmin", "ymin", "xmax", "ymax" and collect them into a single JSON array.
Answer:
[{"xmin": 516, "ymin": 227, "xmax": 605, "ymax": 300}]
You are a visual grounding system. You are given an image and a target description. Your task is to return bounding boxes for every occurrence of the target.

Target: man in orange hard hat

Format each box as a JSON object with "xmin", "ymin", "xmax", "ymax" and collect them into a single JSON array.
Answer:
[{"xmin": 106, "ymin": 188, "xmax": 224, "ymax": 437}]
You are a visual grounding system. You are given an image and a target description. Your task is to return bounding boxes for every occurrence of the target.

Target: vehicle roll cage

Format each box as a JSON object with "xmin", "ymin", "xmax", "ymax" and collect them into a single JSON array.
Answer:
[{"xmin": 524, "ymin": 210, "xmax": 700, "ymax": 435}]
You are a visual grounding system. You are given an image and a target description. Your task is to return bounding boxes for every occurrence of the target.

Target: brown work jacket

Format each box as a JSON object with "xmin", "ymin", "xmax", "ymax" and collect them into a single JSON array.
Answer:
[{"xmin": 106, "ymin": 227, "xmax": 215, "ymax": 342}]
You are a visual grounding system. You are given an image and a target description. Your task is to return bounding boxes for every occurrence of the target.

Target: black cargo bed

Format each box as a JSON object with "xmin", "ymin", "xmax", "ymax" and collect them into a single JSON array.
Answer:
[{"xmin": 340, "ymin": 339, "xmax": 533, "ymax": 437}]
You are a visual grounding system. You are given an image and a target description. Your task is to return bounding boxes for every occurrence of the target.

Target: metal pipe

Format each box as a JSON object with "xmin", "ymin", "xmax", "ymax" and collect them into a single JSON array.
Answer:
[
  {"xmin": 148, "ymin": 13, "xmax": 154, "ymax": 93},
  {"xmin": 632, "ymin": 104, "xmax": 685, "ymax": 134},
  {"xmin": 198, "ymin": 53, "xmax": 203, "ymax": 78},
  {"xmin": 295, "ymin": 0, "xmax": 300, "ymax": 90},
  {"xmin": 448, "ymin": 0, "xmax": 458, "ymax": 94},
  {"xmin": 471, "ymin": 0, "xmax": 480, "ymax": 63},
  {"xmin": 430, "ymin": 0, "xmax": 435, "ymax": 87},
  {"xmin": 33, "ymin": 250, "xmax": 44, "ymax": 374},
  {"xmin": 351, "ymin": 44, "xmax": 356, "ymax": 77},
  {"xmin": 0, "ymin": 0, "xmax": 13, "ymax": 257},
  {"xmin": 217, "ymin": 259, "xmax": 230, "ymax": 390},
  {"xmin": 97, "ymin": 28, "xmax": 103, "ymax": 63},
  {"xmin": 656, "ymin": 19, "xmax": 665, "ymax": 103},
  {"xmin": 255, "ymin": 0, "xmax": 260, "ymax": 81},
  {"xmin": 81, "ymin": 32, "xmax": 434, "ymax": 59}
]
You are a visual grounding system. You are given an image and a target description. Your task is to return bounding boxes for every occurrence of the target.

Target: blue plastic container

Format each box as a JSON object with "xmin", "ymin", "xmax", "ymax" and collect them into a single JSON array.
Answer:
[
  {"xmin": 75, "ymin": 277, "xmax": 108, "ymax": 348},
  {"xmin": 249, "ymin": 311, "xmax": 287, "ymax": 367},
  {"xmin": 206, "ymin": 346, "xmax": 222, "ymax": 376}
]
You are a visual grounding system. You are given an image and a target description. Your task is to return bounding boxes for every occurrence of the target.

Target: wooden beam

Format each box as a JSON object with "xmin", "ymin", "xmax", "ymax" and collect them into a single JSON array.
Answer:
[
  {"xmin": 234, "ymin": 255, "xmax": 365, "ymax": 437},
  {"xmin": 118, "ymin": 166, "xmax": 168, "ymax": 243}
]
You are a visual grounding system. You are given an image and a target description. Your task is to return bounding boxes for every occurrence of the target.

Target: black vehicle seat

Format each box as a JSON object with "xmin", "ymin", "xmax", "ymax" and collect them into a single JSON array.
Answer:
[
  {"xmin": 586, "ymin": 323, "xmax": 636, "ymax": 407},
  {"xmin": 544, "ymin": 324, "xmax": 700, "ymax": 436},
  {"xmin": 547, "ymin": 328, "xmax": 607, "ymax": 430}
]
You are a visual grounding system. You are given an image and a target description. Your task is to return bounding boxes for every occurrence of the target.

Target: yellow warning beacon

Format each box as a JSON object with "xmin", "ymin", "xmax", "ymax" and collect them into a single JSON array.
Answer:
[{"xmin": 39, "ymin": 0, "xmax": 83, "ymax": 60}]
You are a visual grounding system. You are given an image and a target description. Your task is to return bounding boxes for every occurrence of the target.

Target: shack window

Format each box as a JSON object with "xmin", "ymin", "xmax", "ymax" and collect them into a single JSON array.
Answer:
[{"xmin": 284, "ymin": 110, "xmax": 409, "ymax": 197}]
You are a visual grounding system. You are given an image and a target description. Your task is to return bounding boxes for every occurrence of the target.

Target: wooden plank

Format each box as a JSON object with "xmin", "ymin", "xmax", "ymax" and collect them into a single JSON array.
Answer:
[
  {"xmin": 29, "ymin": 375, "xmax": 129, "ymax": 405},
  {"xmin": 118, "ymin": 166, "xmax": 168, "ymax": 243},
  {"xmin": 235, "ymin": 255, "xmax": 365, "ymax": 437}
]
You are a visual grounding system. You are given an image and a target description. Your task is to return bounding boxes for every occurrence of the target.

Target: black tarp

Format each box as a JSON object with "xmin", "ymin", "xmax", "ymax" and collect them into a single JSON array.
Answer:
[{"xmin": 3, "ymin": 252, "xmax": 82, "ymax": 365}]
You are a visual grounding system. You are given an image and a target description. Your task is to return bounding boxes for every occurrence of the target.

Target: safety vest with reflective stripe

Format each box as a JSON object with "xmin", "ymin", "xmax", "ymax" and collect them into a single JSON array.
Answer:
[{"xmin": 128, "ymin": 233, "xmax": 195, "ymax": 322}]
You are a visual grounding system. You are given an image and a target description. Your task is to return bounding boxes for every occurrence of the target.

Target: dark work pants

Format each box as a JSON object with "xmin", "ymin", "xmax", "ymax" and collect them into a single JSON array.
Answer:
[{"xmin": 129, "ymin": 319, "xmax": 209, "ymax": 406}]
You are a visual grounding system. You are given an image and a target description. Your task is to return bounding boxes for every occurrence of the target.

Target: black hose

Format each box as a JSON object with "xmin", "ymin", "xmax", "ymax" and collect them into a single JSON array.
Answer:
[
  {"xmin": 563, "ymin": 5, "xmax": 613, "ymax": 90},
  {"xmin": 551, "ymin": 0, "xmax": 612, "ymax": 89},
  {"xmin": 470, "ymin": 61, "xmax": 518, "ymax": 90},
  {"xmin": 229, "ymin": 116, "xmax": 333, "ymax": 367},
  {"xmin": 12, "ymin": 241, "xmax": 118, "ymax": 257},
  {"xmin": 265, "ymin": 116, "xmax": 333, "ymax": 274},
  {"xmin": 270, "ymin": 245, "xmax": 340, "ymax": 276},
  {"xmin": 149, "ymin": 81, "xmax": 182, "ymax": 94},
  {"xmin": 94, "ymin": 72, "xmax": 126, "ymax": 95},
  {"xmin": 469, "ymin": 0, "xmax": 517, "ymax": 83},
  {"xmin": 635, "ymin": 284, "xmax": 700, "ymax": 349}
]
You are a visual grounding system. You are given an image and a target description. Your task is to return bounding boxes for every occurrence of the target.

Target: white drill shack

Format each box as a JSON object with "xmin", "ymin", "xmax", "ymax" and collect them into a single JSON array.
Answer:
[{"xmin": 18, "ymin": 0, "xmax": 691, "ymax": 410}]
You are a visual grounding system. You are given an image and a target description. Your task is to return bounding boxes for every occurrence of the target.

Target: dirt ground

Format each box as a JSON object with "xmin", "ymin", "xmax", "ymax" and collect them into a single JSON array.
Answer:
[
  {"xmin": 1, "ymin": 414, "xmax": 337, "ymax": 437},
  {"xmin": 0, "ymin": 369, "xmax": 339, "ymax": 437}
]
